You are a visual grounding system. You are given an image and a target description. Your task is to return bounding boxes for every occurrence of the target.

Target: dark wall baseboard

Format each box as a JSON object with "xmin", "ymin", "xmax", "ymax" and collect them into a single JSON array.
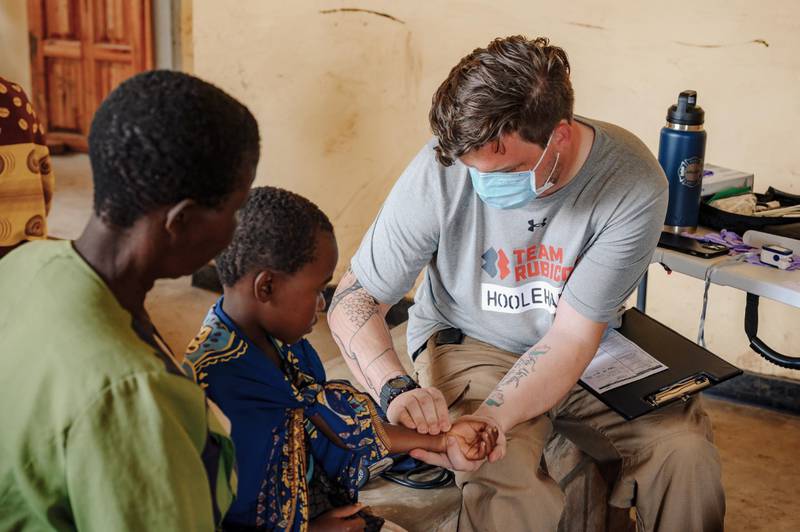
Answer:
[
  {"xmin": 704, "ymin": 371, "xmax": 800, "ymax": 415},
  {"xmin": 192, "ymin": 263, "xmax": 800, "ymax": 415}
]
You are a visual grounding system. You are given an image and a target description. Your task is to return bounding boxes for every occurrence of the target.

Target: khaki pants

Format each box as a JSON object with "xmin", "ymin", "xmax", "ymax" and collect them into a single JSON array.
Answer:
[{"xmin": 414, "ymin": 335, "xmax": 725, "ymax": 532}]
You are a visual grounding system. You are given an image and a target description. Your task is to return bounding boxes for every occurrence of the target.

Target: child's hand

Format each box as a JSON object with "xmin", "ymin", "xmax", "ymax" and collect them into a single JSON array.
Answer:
[
  {"xmin": 446, "ymin": 417, "xmax": 500, "ymax": 461},
  {"xmin": 407, "ymin": 415, "xmax": 506, "ymax": 471},
  {"xmin": 309, "ymin": 503, "xmax": 366, "ymax": 532}
]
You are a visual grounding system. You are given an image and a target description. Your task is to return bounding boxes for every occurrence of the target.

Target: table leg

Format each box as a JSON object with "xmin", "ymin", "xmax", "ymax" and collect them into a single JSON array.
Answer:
[{"xmin": 636, "ymin": 271, "xmax": 648, "ymax": 313}]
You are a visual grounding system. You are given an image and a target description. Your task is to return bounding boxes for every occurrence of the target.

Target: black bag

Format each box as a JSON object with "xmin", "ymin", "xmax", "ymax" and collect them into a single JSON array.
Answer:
[{"xmin": 699, "ymin": 187, "xmax": 800, "ymax": 239}]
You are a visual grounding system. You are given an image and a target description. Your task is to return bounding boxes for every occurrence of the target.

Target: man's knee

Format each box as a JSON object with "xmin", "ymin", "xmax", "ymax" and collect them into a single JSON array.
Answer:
[
  {"xmin": 633, "ymin": 434, "xmax": 725, "ymax": 531},
  {"xmin": 659, "ymin": 432, "xmax": 721, "ymax": 481},
  {"xmin": 457, "ymin": 466, "xmax": 565, "ymax": 532},
  {"xmin": 634, "ymin": 431, "xmax": 725, "ymax": 515}
]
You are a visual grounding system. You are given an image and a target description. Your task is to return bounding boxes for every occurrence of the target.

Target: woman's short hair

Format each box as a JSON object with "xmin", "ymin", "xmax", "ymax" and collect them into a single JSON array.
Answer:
[{"xmin": 88, "ymin": 70, "xmax": 260, "ymax": 227}]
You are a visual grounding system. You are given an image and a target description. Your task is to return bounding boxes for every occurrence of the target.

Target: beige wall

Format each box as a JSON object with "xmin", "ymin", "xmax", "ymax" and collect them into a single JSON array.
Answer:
[
  {"xmin": 193, "ymin": 1, "xmax": 800, "ymax": 380},
  {"xmin": 2, "ymin": 0, "xmax": 798, "ymax": 379},
  {"xmin": 0, "ymin": 0, "xmax": 32, "ymax": 91}
]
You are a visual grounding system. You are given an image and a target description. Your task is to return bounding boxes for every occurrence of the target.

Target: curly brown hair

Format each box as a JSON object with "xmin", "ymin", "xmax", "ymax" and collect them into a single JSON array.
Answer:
[{"xmin": 429, "ymin": 36, "xmax": 574, "ymax": 167}]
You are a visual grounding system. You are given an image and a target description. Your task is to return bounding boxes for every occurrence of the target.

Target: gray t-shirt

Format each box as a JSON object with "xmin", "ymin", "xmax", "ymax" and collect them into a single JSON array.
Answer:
[{"xmin": 352, "ymin": 117, "xmax": 668, "ymax": 356}]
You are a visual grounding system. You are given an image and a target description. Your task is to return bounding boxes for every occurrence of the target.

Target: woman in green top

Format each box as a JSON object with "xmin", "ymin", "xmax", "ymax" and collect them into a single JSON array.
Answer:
[{"xmin": 0, "ymin": 70, "xmax": 259, "ymax": 531}]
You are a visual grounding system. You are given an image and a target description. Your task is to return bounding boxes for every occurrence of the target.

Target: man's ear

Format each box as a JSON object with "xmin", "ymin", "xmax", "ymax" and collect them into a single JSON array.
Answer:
[
  {"xmin": 254, "ymin": 270, "xmax": 275, "ymax": 303},
  {"xmin": 552, "ymin": 119, "xmax": 571, "ymax": 148},
  {"xmin": 164, "ymin": 199, "xmax": 199, "ymax": 240}
]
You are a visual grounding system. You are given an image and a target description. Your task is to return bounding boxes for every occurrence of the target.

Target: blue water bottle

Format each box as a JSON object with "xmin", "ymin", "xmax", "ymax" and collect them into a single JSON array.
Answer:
[{"xmin": 659, "ymin": 90, "xmax": 707, "ymax": 233}]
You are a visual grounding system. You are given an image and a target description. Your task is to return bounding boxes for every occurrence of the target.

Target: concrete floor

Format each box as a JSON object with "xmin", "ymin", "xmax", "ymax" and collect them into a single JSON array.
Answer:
[
  {"xmin": 46, "ymin": 153, "xmax": 800, "ymax": 531},
  {"xmin": 46, "ymin": 153, "xmax": 93, "ymax": 240}
]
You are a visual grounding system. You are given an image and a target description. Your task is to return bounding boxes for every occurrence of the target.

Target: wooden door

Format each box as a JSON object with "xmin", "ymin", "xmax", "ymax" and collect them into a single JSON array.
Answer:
[{"xmin": 28, "ymin": 0, "xmax": 153, "ymax": 151}]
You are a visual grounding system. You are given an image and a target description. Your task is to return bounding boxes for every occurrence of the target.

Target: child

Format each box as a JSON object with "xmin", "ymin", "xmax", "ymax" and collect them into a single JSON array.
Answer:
[{"xmin": 183, "ymin": 186, "xmax": 497, "ymax": 532}]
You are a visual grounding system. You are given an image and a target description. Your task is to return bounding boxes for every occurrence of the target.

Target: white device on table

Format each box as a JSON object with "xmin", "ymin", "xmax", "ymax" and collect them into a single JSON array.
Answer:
[{"xmin": 760, "ymin": 244, "xmax": 794, "ymax": 270}]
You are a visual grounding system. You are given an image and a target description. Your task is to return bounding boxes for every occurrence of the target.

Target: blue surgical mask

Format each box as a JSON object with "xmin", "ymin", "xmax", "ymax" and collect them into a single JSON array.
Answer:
[{"xmin": 468, "ymin": 133, "xmax": 560, "ymax": 209}]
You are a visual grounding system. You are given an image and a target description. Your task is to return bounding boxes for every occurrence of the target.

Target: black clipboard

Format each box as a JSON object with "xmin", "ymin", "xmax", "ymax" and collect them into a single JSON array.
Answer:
[{"xmin": 578, "ymin": 308, "xmax": 742, "ymax": 420}]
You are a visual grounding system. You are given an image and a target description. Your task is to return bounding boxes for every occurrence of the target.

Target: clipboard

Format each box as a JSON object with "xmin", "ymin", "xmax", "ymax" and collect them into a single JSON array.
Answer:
[{"xmin": 578, "ymin": 308, "xmax": 742, "ymax": 420}]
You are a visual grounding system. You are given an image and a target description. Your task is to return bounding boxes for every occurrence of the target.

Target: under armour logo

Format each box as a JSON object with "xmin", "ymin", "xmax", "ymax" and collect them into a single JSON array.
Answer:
[{"xmin": 528, "ymin": 218, "xmax": 547, "ymax": 232}]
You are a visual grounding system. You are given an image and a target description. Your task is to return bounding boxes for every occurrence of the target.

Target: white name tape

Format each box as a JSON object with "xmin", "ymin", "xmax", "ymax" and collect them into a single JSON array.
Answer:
[{"xmin": 481, "ymin": 281, "xmax": 559, "ymax": 314}]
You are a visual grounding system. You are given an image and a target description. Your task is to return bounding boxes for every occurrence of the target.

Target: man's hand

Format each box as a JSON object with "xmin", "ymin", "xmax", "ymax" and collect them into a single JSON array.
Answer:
[
  {"xmin": 386, "ymin": 387, "xmax": 451, "ymax": 435},
  {"xmin": 409, "ymin": 414, "xmax": 506, "ymax": 471},
  {"xmin": 309, "ymin": 504, "xmax": 366, "ymax": 532}
]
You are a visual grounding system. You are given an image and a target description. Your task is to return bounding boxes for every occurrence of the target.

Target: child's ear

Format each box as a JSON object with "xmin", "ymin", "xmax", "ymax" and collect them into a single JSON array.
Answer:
[{"xmin": 253, "ymin": 270, "xmax": 274, "ymax": 303}]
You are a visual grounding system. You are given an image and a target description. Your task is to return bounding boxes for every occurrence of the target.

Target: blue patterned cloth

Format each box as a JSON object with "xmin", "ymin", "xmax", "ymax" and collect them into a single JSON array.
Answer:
[{"xmin": 183, "ymin": 299, "xmax": 390, "ymax": 531}]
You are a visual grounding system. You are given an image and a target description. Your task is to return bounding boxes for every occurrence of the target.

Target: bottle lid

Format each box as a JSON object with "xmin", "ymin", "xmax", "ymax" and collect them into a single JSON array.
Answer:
[{"xmin": 666, "ymin": 90, "xmax": 705, "ymax": 126}]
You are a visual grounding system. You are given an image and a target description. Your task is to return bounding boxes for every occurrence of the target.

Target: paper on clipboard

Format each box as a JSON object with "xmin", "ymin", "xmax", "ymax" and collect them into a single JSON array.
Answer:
[{"xmin": 581, "ymin": 329, "xmax": 668, "ymax": 394}]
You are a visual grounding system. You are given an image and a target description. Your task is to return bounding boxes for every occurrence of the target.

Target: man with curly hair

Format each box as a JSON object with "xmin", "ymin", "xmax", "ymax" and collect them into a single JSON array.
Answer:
[{"xmin": 328, "ymin": 36, "xmax": 724, "ymax": 531}]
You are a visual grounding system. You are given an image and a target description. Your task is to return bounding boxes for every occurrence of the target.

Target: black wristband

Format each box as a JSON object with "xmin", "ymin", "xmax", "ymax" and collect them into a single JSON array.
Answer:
[{"xmin": 379, "ymin": 375, "xmax": 420, "ymax": 413}]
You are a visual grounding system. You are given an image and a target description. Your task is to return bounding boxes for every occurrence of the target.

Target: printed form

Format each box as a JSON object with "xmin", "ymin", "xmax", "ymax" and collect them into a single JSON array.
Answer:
[{"xmin": 581, "ymin": 329, "xmax": 668, "ymax": 394}]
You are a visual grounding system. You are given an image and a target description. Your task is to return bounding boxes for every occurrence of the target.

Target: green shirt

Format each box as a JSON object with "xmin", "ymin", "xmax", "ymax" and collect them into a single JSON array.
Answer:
[{"xmin": 0, "ymin": 241, "xmax": 235, "ymax": 531}]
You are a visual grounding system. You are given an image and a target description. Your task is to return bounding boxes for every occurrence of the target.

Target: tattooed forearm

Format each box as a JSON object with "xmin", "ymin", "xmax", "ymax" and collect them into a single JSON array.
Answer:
[
  {"xmin": 328, "ymin": 269, "xmax": 406, "ymax": 400},
  {"xmin": 331, "ymin": 331, "xmax": 354, "ymax": 359},
  {"xmin": 485, "ymin": 391, "xmax": 504, "ymax": 407},
  {"xmin": 333, "ymin": 330, "xmax": 379, "ymax": 394},
  {"xmin": 363, "ymin": 348, "xmax": 394, "ymax": 392},
  {"xmin": 364, "ymin": 348, "xmax": 393, "ymax": 373},
  {"xmin": 485, "ymin": 344, "xmax": 551, "ymax": 408},
  {"xmin": 343, "ymin": 317, "xmax": 392, "ymax": 394},
  {"xmin": 329, "ymin": 275, "xmax": 387, "ymax": 394},
  {"xmin": 498, "ymin": 345, "xmax": 550, "ymax": 389}
]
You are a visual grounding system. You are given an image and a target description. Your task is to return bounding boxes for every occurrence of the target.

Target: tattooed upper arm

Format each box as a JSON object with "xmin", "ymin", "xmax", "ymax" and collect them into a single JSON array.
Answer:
[
  {"xmin": 327, "ymin": 269, "xmax": 408, "ymax": 397},
  {"xmin": 328, "ymin": 270, "xmax": 381, "ymax": 328},
  {"xmin": 329, "ymin": 272, "xmax": 365, "ymax": 312}
]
